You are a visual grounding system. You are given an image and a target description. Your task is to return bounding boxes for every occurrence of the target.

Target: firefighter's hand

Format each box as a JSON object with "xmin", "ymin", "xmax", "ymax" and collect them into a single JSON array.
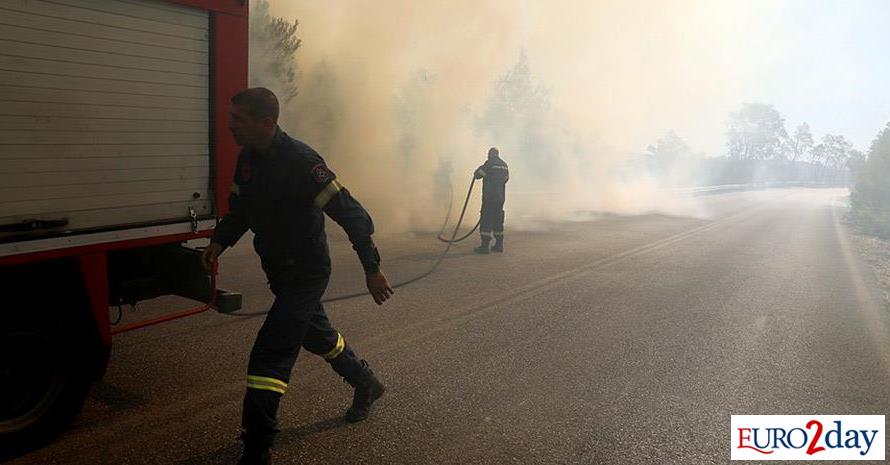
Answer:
[
  {"xmin": 366, "ymin": 271, "xmax": 394, "ymax": 305},
  {"xmin": 201, "ymin": 242, "xmax": 224, "ymax": 273}
]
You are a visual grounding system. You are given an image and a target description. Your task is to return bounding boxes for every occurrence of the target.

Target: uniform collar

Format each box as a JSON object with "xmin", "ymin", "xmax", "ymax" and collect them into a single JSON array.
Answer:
[
  {"xmin": 272, "ymin": 126, "xmax": 288, "ymax": 147},
  {"xmin": 249, "ymin": 126, "xmax": 287, "ymax": 159}
]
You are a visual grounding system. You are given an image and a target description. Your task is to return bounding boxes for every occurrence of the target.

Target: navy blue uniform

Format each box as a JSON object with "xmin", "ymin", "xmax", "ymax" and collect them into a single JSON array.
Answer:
[
  {"xmin": 212, "ymin": 128, "xmax": 379, "ymax": 438},
  {"xmin": 474, "ymin": 156, "xmax": 509, "ymax": 239}
]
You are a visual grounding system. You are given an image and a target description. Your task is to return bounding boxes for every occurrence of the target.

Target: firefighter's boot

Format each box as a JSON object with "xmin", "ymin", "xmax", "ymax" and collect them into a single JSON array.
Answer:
[
  {"xmin": 492, "ymin": 235, "xmax": 504, "ymax": 253},
  {"xmin": 329, "ymin": 349, "xmax": 385, "ymax": 422},
  {"xmin": 237, "ymin": 432, "xmax": 273, "ymax": 465},
  {"xmin": 345, "ymin": 361, "xmax": 385, "ymax": 422},
  {"xmin": 474, "ymin": 235, "xmax": 491, "ymax": 254}
]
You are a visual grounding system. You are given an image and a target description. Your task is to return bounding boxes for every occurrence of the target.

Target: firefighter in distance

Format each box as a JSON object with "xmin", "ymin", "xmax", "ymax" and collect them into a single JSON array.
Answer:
[{"xmin": 473, "ymin": 147, "xmax": 509, "ymax": 254}]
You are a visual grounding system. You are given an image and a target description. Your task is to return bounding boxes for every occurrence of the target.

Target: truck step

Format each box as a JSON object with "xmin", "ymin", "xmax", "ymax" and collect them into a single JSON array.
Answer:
[{"xmin": 212, "ymin": 289, "xmax": 242, "ymax": 314}]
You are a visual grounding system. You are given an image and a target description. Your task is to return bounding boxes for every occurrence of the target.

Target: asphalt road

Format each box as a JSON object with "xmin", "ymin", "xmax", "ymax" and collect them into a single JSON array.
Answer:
[{"xmin": 10, "ymin": 187, "xmax": 890, "ymax": 465}]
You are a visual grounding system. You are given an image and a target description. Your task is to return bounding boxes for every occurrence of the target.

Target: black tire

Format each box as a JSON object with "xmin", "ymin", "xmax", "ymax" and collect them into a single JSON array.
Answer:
[{"xmin": 0, "ymin": 322, "xmax": 95, "ymax": 459}]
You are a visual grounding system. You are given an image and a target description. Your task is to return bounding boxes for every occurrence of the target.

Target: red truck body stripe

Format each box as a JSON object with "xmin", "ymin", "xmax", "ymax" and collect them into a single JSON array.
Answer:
[
  {"xmin": 79, "ymin": 254, "xmax": 111, "ymax": 346},
  {"xmin": 212, "ymin": 10, "xmax": 250, "ymax": 219}
]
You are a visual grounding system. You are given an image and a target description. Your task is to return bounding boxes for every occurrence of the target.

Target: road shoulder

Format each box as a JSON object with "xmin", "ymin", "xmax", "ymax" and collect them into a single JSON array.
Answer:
[{"xmin": 848, "ymin": 218, "xmax": 890, "ymax": 310}]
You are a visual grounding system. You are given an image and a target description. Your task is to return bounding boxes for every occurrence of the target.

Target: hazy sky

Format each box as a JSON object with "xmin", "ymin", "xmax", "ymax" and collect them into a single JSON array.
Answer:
[
  {"xmin": 745, "ymin": 0, "xmax": 890, "ymax": 153},
  {"xmin": 271, "ymin": 0, "xmax": 889, "ymax": 155},
  {"xmin": 514, "ymin": 0, "xmax": 890, "ymax": 155}
]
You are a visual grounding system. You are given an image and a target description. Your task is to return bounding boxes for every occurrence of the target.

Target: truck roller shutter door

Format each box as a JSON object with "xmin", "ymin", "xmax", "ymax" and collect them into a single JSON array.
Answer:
[{"xmin": 0, "ymin": 0, "xmax": 211, "ymax": 241}]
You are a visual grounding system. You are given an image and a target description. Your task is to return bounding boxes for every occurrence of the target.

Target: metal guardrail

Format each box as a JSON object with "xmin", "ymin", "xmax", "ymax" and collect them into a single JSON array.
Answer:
[{"xmin": 672, "ymin": 181, "xmax": 850, "ymax": 195}]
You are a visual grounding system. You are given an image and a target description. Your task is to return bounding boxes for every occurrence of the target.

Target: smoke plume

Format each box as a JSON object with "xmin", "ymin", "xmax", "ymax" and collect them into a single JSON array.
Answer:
[{"xmin": 251, "ymin": 1, "xmax": 785, "ymax": 232}]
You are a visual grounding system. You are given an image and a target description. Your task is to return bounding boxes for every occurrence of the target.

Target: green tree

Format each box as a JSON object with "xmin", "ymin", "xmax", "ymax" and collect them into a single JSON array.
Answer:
[
  {"xmin": 852, "ymin": 122, "xmax": 890, "ymax": 236},
  {"xmin": 477, "ymin": 51, "xmax": 555, "ymax": 175},
  {"xmin": 726, "ymin": 103, "xmax": 788, "ymax": 160},
  {"xmin": 812, "ymin": 134, "xmax": 853, "ymax": 170},
  {"xmin": 787, "ymin": 122, "xmax": 815, "ymax": 163},
  {"xmin": 647, "ymin": 130, "xmax": 693, "ymax": 162},
  {"xmin": 291, "ymin": 61, "xmax": 343, "ymax": 156},
  {"xmin": 250, "ymin": 0, "xmax": 301, "ymax": 103},
  {"xmin": 394, "ymin": 69, "xmax": 436, "ymax": 163},
  {"xmin": 646, "ymin": 130, "xmax": 699, "ymax": 185},
  {"xmin": 848, "ymin": 149, "xmax": 866, "ymax": 173}
]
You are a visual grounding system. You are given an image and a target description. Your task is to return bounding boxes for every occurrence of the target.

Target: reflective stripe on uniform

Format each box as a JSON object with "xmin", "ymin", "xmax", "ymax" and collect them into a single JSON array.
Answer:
[
  {"xmin": 246, "ymin": 375, "xmax": 287, "ymax": 394},
  {"xmin": 231, "ymin": 183, "xmax": 240, "ymax": 196},
  {"xmin": 480, "ymin": 232, "xmax": 492, "ymax": 238},
  {"xmin": 493, "ymin": 232, "xmax": 504, "ymax": 237},
  {"xmin": 322, "ymin": 332, "xmax": 345, "ymax": 360},
  {"xmin": 475, "ymin": 168, "xmax": 487, "ymax": 177},
  {"xmin": 313, "ymin": 180, "xmax": 343, "ymax": 208}
]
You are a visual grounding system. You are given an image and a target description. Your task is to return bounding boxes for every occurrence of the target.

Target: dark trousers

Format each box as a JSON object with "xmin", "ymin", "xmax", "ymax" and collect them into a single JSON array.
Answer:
[
  {"xmin": 242, "ymin": 276, "xmax": 364, "ymax": 437},
  {"xmin": 480, "ymin": 203, "xmax": 505, "ymax": 238}
]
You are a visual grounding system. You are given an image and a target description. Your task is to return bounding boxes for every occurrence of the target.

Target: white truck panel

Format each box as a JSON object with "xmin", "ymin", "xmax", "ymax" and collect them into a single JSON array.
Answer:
[{"xmin": 0, "ymin": 0, "xmax": 212, "ymax": 241}]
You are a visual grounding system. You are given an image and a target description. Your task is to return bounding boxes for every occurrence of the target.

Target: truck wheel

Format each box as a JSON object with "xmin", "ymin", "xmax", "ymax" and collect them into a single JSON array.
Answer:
[{"xmin": 0, "ymin": 324, "xmax": 94, "ymax": 457}]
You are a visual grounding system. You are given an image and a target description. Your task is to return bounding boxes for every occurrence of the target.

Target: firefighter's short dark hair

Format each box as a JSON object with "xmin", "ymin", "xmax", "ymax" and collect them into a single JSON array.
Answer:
[
  {"xmin": 231, "ymin": 87, "xmax": 279, "ymax": 122},
  {"xmin": 488, "ymin": 147, "xmax": 499, "ymax": 156}
]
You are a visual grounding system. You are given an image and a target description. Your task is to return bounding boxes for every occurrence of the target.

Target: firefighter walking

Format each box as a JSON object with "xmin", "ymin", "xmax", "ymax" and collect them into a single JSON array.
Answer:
[
  {"xmin": 202, "ymin": 88, "xmax": 393, "ymax": 465},
  {"xmin": 474, "ymin": 147, "xmax": 509, "ymax": 254}
]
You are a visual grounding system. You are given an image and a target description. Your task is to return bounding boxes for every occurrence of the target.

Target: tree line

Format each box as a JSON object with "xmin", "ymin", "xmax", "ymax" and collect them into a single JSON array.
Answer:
[
  {"xmin": 647, "ymin": 103, "xmax": 862, "ymax": 186},
  {"xmin": 851, "ymin": 122, "xmax": 890, "ymax": 238},
  {"xmin": 725, "ymin": 103, "xmax": 863, "ymax": 172}
]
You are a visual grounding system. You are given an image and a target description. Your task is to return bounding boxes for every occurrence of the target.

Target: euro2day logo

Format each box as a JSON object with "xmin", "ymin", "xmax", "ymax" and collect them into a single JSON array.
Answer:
[{"xmin": 731, "ymin": 415, "xmax": 885, "ymax": 461}]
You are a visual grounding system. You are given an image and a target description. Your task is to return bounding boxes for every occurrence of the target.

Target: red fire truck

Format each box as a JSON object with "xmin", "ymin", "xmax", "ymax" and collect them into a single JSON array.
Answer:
[{"xmin": 0, "ymin": 0, "xmax": 247, "ymax": 449}]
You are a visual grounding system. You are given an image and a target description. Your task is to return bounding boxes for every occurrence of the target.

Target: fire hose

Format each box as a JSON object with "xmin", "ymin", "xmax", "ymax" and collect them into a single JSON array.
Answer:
[{"xmin": 224, "ymin": 175, "xmax": 480, "ymax": 316}]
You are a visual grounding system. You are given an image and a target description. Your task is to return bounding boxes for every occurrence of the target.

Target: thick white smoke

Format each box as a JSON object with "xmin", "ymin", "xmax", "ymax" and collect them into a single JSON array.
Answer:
[{"xmin": 251, "ymin": 1, "xmax": 782, "ymax": 233}]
